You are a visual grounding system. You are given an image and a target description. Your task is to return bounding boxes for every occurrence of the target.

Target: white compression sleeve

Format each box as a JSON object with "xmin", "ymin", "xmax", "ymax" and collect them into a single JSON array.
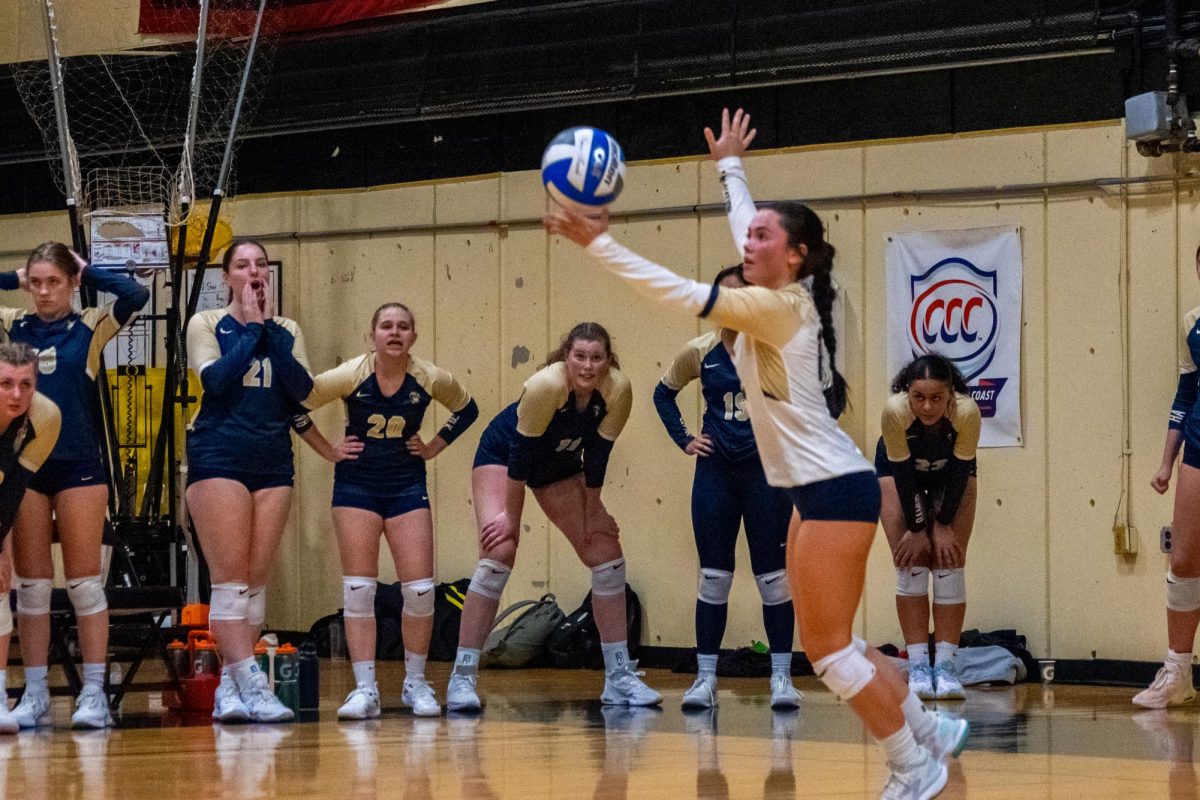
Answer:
[{"xmin": 716, "ymin": 156, "xmax": 756, "ymax": 258}]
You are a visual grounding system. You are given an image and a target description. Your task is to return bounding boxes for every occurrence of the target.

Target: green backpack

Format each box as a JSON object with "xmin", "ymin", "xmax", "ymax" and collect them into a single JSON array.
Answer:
[{"xmin": 482, "ymin": 594, "xmax": 565, "ymax": 668}]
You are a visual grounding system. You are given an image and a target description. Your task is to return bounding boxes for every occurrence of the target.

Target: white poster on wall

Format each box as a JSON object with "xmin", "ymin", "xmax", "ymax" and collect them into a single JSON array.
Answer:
[{"xmin": 885, "ymin": 225, "xmax": 1023, "ymax": 448}]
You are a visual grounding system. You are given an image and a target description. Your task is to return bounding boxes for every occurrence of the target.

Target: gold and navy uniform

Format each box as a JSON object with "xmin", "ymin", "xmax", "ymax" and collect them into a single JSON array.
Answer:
[
  {"xmin": 185, "ymin": 309, "xmax": 313, "ymax": 487},
  {"xmin": 298, "ymin": 352, "xmax": 478, "ymax": 514},
  {"xmin": 876, "ymin": 391, "xmax": 980, "ymax": 532},
  {"xmin": 0, "ymin": 267, "xmax": 147, "ymax": 494},
  {"xmin": 0, "ymin": 392, "xmax": 60, "ymax": 542},
  {"xmin": 473, "ymin": 361, "xmax": 632, "ymax": 489},
  {"xmin": 1170, "ymin": 306, "xmax": 1200, "ymax": 469}
]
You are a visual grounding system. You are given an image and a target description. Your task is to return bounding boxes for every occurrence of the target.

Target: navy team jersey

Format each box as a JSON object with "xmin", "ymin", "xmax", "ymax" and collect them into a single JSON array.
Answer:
[
  {"xmin": 185, "ymin": 309, "xmax": 313, "ymax": 476},
  {"xmin": 0, "ymin": 267, "xmax": 148, "ymax": 463},
  {"xmin": 0, "ymin": 392, "xmax": 60, "ymax": 543},
  {"xmin": 653, "ymin": 330, "xmax": 758, "ymax": 461},
  {"xmin": 300, "ymin": 352, "xmax": 478, "ymax": 492},
  {"xmin": 1170, "ymin": 306, "xmax": 1200, "ymax": 447}
]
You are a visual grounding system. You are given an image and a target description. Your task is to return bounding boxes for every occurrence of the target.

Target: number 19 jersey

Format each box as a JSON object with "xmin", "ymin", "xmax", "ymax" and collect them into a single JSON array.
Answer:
[{"xmin": 660, "ymin": 331, "xmax": 758, "ymax": 461}]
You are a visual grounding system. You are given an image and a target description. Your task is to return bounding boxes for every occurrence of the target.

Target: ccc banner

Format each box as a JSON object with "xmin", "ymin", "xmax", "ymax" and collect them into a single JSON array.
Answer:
[{"xmin": 885, "ymin": 226, "xmax": 1023, "ymax": 448}]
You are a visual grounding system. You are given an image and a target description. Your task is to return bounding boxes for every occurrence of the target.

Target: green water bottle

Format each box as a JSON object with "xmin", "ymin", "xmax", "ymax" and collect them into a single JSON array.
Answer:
[{"xmin": 274, "ymin": 643, "xmax": 299, "ymax": 711}]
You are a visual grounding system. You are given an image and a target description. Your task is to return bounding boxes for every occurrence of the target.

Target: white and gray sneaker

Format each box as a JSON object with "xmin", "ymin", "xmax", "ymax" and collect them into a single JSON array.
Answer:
[
  {"xmin": 212, "ymin": 675, "xmax": 251, "ymax": 724},
  {"xmin": 402, "ymin": 678, "xmax": 441, "ymax": 717},
  {"xmin": 0, "ymin": 700, "xmax": 17, "ymax": 734},
  {"xmin": 919, "ymin": 711, "xmax": 969, "ymax": 761},
  {"xmin": 337, "ymin": 683, "xmax": 381, "ymax": 720},
  {"xmin": 908, "ymin": 662, "xmax": 936, "ymax": 701},
  {"xmin": 681, "ymin": 674, "xmax": 717, "ymax": 709},
  {"xmin": 769, "ymin": 673, "xmax": 803, "ymax": 709},
  {"xmin": 880, "ymin": 748, "xmax": 948, "ymax": 800},
  {"xmin": 11, "ymin": 684, "xmax": 51, "ymax": 729},
  {"xmin": 932, "ymin": 661, "xmax": 965, "ymax": 701},
  {"xmin": 1133, "ymin": 662, "xmax": 1196, "ymax": 709},
  {"xmin": 445, "ymin": 672, "xmax": 482, "ymax": 712},
  {"xmin": 70, "ymin": 685, "xmax": 113, "ymax": 729},
  {"xmin": 601, "ymin": 662, "xmax": 662, "ymax": 707},
  {"xmin": 242, "ymin": 672, "xmax": 294, "ymax": 723}
]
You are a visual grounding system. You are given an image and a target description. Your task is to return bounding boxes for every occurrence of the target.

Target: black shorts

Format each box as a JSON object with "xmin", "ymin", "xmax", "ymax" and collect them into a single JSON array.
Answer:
[
  {"xmin": 187, "ymin": 465, "xmax": 294, "ymax": 492},
  {"xmin": 786, "ymin": 471, "xmax": 881, "ymax": 523},
  {"xmin": 29, "ymin": 458, "xmax": 109, "ymax": 496},
  {"xmin": 1184, "ymin": 441, "xmax": 1200, "ymax": 471},
  {"xmin": 332, "ymin": 481, "xmax": 430, "ymax": 518},
  {"xmin": 872, "ymin": 437, "xmax": 978, "ymax": 484}
]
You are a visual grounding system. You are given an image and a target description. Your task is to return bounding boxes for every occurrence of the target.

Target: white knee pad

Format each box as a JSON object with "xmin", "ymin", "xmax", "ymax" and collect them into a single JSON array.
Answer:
[
  {"xmin": 1167, "ymin": 570, "xmax": 1200, "ymax": 612},
  {"xmin": 591, "ymin": 557, "xmax": 626, "ymax": 597},
  {"xmin": 0, "ymin": 597, "xmax": 11, "ymax": 636},
  {"xmin": 247, "ymin": 585, "xmax": 267, "ymax": 627},
  {"xmin": 812, "ymin": 642, "xmax": 877, "ymax": 701},
  {"xmin": 755, "ymin": 569, "xmax": 791, "ymax": 606},
  {"xmin": 15, "ymin": 576, "xmax": 52, "ymax": 616},
  {"xmin": 209, "ymin": 582, "xmax": 250, "ymax": 621},
  {"xmin": 342, "ymin": 576, "xmax": 377, "ymax": 619},
  {"xmin": 66, "ymin": 575, "xmax": 107, "ymax": 617},
  {"xmin": 896, "ymin": 567, "xmax": 930, "ymax": 597},
  {"xmin": 469, "ymin": 559, "xmax": 511, "ymax": 601},
  {"xmin": 932, "ymin": 568, "xmax": 966, "ymax": 605},
  {"xmin": 401, "ymin": 578, "xmax": 436, "ymax": 618},
  {"xmin": 697, "ymin": 567, "xmax": 734, "ymax": 605}
]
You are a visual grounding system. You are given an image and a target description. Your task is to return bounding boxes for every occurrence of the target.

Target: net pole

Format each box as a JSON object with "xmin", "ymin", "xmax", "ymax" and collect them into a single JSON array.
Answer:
[{"xmin": 179, "ymin": 0, "xmax": 211, "ymax": 208}]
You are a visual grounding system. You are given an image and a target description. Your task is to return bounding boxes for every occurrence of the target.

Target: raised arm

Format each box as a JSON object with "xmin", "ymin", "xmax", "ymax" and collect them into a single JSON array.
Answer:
[{"xmin": 704, "ymin": 107, "xmax": 758, "ymax": 257}]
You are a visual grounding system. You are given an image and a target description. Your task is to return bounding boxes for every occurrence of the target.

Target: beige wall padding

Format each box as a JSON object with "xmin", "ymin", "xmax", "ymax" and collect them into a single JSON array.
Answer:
[{"xmin": 2, "ymin": 120, "xmax": 1196, "ymax": 661}]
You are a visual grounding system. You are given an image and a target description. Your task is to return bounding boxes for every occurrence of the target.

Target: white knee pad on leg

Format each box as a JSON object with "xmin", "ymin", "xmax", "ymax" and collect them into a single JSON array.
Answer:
[
  {"xmin": 812, "ymin": 642, "xmax": 876, "ymax": 701},
  {"xmin": 754, "ymin": 569, "xmax": 791, "ymax": 606},
  {"xmin": 342, "ymin": 576, "xmax": 377, "ymax": 618},
  {"xmin": 896, "ymin": 567, "xmax": 930, "ymax": 597},
  {"xmin": 247, "ymin": 586, "xmax": 267, "ymax": 627},
  {"xmin": 15, "ymin": 576, "xmax": 52, "ymax": 616},
  {"xmin": 697, "ymin": 567, "xmax": 733, "ymax": 605},
  {"xmin": 401, "ymin": 578, "xmax": 436, "ymax": 618},
  {"xmin": 66, "ymin": 575, "xmax": 107, "ymax": 617},
  {"xmin": 591, "ymin": 557, "xmax": 626, "ymax": 597},
  {"xmin": 0, "ymin": 598, "xmax": 11, "ymax": 636},
  {"xmin": 469, "ymin": 559, "xmax": 511, "ymax": 601},
  {"xmin": 209, "ymin": 582, "xmax": 250, "ymax": 621},
  {"xmin": 932, "ymin": 568, "xmax": 966, "ymax": 605},
  {"xmin": 1167, "ymin": 570, "xmax": 1200, "ymax": 612}
]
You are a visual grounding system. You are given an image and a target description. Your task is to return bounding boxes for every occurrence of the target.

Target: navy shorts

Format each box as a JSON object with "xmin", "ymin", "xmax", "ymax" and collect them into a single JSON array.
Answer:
[
  {"xmin": 787, "ymin": 471, "xmax": 881, "ymax": 523},
  {"xmin": 1184, "ymin": 442, "xmax": 1200, "ymax": 471},
  {"xmin": 472, "ymin": 407, "xmax": 581, "ymax": 489},
  {"xmin": 332, "ymin": 482, "xmax": 430, "ymax": 519},
  {"xmin": 29, "ymin": 458, "xmax": 109, "ymax": 496},
  {"xmin": 187, "ymin": 465, "xmax": 294, "ymax": 492},
  {"xmin": 872, "ymin": 437, "xmax": 977, "ymax": 483}
]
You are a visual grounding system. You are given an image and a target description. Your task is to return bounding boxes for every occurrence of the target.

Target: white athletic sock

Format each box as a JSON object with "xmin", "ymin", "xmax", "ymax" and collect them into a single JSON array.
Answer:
[
  {"xmin": 405, "ymin": 650, "xmax": 427, "ymax": 682},
  {"xmin": 770, "ymin": 652, "xmax": 792, "ymax": 676},
  {"xmin": 934, "ymin": 641, "xmax": 958, "ymax": 665},
  {"xmin": 901, "ymin": 691, "xmax": 936, "ymax": 740},
  {"xmin": 24, "ymin": 665, "xmax": 48, "ymax": 689},
  {"xmin": 696, "ymin": 653, "xmax": 718, "ymax": 678},
  {"xmin": 82, "ymin": 663, "xmax": 106, "ymax": 689},
  {"xmin": 453, "ymin": 647, "xmax": 481, "ymax": 675},
  {"xmin": 877, "ymin": 724, "xmax": 924, "ymax": 769},
  {"xmin": 227, "ymin": 656, "xmax": 258, "ymax": 691},
  {"xmin": 352, "ymin": 660, "xmax": 376, "ymax": 687},
  {"xmin": 907, "ymin": 642, "xmax": 930, "ymax": 667},
  {"xmin": 1167, "ymin": 649, "xmax": 1193, "ymax": 669},
  {"xmin": 601, "ymin": 641, "xmax": 629, "ymax": 673}
]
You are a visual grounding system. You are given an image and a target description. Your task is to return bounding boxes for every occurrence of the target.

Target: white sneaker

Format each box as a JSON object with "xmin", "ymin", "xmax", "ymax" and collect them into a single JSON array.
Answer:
[
  {"xmin": 919, "ymin": 711, "xmax": 969, "ymax": 761},
  {"xmin": 681, "ymin": 674, "xmax": 717, "ymax": 709},
  {"xmin": 880, "ymin": 748, "xmax": 948, "ymax": 800},
  {"xmin": 601, "ymin": 662, "xmax": 662, "ymax": 707},
  {"xmin": 769, "ymin": 673, "xmax": 803, "ymax": 709},
  {"xmin": 932, "ymin": 661, "xmax": 965, "ymax": 701},
  {"xmin": 0, "ymin": 701, "xmax": 17, "ymax": 734},
  {"xmin": 337, "ymin": 683, "xmax": 381, "ymax": 720},
  {"xmin": 445, "ymin": 672, "xmax": 481, "ymax": 712},
  {"xmin": 241, "ymin": 671, "xmax": 294, "ymax": 723},
  {"xmin": 402, "ymin": 678, "xmax": 441, "ymax": 717},
  {"xmin": 212, "ymin": 676, "xmax": 251, "ymax": 723},
  {"xmin": 11, "ymin": 684, "xmax": 51, "ymax": 729},
  {"xmin": 1133, "ymin": 662, "xmax": 1196, "ymax": 709},
  {"xmin": 70, "ymin": 685, "xmax": 113, "ymax": 729},
  {"xmin": 908, "ymin": 662, "xmax": 936, "ymax": 701}
]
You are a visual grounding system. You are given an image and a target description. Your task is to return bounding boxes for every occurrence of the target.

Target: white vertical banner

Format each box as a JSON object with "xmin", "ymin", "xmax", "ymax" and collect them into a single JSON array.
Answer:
[{"xmin": 885, "ymin": 226, "xmax": 1023, "ymax": 447}]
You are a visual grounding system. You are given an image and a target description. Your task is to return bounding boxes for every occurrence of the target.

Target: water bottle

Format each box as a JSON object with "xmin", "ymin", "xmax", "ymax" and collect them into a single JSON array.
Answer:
[
  {"xmin": 298, "ymin": 641, "xmax": 320, "ymax": 712},
  {"xmin": 194, "ymin": 640, "xmax": 220, "ymax": 677},
  {"xmin": 255, "ymin": 641, "xmax": 271, "ymax": 687},
  {"xmin": 274, "ymin": 643, "xmax": 299, "ymax": 712},
  {"xmin": 167, "ymin": 640, "xmax": 192, "ymax": 679}
]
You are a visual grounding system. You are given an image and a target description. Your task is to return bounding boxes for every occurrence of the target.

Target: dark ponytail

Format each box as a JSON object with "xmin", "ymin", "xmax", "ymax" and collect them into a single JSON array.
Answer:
[
  {"xmin": 767, "ymin": 202, "xmax": 845, "ymax": 418},
  {"xmin": 890, "ymin": 353, "xmax": 968, "ymax": 396}
]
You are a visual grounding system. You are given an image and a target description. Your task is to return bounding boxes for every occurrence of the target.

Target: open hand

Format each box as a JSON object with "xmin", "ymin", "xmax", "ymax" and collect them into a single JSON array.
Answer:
[
  {"xmin": 544, "ymin": 206, "xmax": 610, "ymax": 247},
  {"xmin": 704, "ymin": 107, "xmax": 757, "ymax": 161}
]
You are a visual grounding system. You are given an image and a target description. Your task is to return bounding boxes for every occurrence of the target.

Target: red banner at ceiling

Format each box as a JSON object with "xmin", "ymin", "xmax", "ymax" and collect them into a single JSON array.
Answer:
[{"xmin": 139, "ymin": 0, "xmax": 445, "ymax": 36}]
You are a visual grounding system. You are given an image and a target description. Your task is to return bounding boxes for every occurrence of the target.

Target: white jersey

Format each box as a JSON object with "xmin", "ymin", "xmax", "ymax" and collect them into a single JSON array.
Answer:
[{"xmin": 584, "ymin": 156, "xmax": 869, "ymax": 488}]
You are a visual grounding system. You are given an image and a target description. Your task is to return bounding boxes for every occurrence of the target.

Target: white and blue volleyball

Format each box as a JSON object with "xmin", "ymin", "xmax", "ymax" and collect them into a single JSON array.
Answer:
[{"xmin": 541, "ymin": 126, "xmax": 625, "ymax": 211}]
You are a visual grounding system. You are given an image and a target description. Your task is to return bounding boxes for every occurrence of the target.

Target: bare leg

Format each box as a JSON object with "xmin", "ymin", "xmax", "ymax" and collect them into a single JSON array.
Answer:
[
  {"xmin": 880, "ymin": 478, "xmax": 932, "ymax": 648},
  {"xmin": 186, "ymin": 480, "xmax": 255, "ymax": 663},
  {"xmin": 1169, "ymin": 465, "xmax": 1200, "ymax": 653},
  {"xmin": 332, "ymin": 506, "xmax": 384, "ymax": 664},
  {"xmin": 55, "ymin": 485, "xmax": 111, "ymax": 667},
  {"xmin": 457, "ymin": 466, "xmax": 515, "ymax": 651},
  {"xmin": 384, "ymin": 509, "xmax": 435, "ymax": 657},
  {"xmin": 12, "ymin": 491, "xmax": 53, "ymax": 671},
  {"xmin": 932, "ymin": 478, "xmax": 977, "ymax": 647}
]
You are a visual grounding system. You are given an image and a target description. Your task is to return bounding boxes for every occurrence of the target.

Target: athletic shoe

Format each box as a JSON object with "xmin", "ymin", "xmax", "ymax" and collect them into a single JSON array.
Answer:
[
  {"xmin": 932, "ymin": 661, "xmax": 965, "ymax": 701},
  {"xmin": 908, "ymin": 662, "xmax": 936, "ymax": 701},
  {"xmin": 445, "ymin": 672, "xmax": 482, "ymax": 712},
  {"xmin": 402, "ymin": 678, "xmax": 441, "ymax": 717},
  {"xmin": 337, "ymin": 683, "xmax": 381, "ymax": 720},
  {"xmin": 212, "ymin": 675, "xmax": 251, "ymax": 723},
  {"xmin": 1133, "ymin": 662, "xmax": 1197, "ymax": 709},
  {"xmin": 919, "ymin": 711, "xmax": 969, "ymax": 761},
  {"xmin": 880, "ymin": 748, "xmax": 948, "ymax": 800},
  {"xmin": 70, "ymin": 685, "xmax": 113, "ymax": 729},
  {"xmin": 601, "ymin": 662, "xmax": 662, "ymax": 706},
  {"xmin": 0, "ymin": 701, "xmax": 18, "ymax": 734},
  {"xmin": 681, "ymin": 674, "xmax": 718, "ymax": 709},
  {"xmin": 769, "ymin": 673, "xmax": 803, "ymax": 709},
  {"xmin": 241, "ymin": 671, "xmax": 294, "ymax": 723},
  {"xmin": 11, "ymin": 684, "xmax": 51, "ymax": 729}
]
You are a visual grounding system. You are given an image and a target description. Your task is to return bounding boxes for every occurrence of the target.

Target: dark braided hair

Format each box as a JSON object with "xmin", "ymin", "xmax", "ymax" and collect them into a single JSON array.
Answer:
[
  {"xmin": 765, "ymin": 202, "xmax": 846, "ymax": 418},
  {"xmin": 890, "ymin": 353, "xmax": 968, "ymax": 396}
]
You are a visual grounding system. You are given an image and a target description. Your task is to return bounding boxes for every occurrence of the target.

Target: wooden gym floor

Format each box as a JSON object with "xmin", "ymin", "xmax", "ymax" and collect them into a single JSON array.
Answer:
[{"xmin": 1, "ymin": 661, "xmax": 1196, "ymax": 799}]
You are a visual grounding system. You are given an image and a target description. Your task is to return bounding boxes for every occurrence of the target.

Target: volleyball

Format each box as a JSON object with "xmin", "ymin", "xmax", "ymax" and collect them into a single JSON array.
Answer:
[{"xmin": 541, "ymin": 126, "xmax": 625, "ymax": 211}]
